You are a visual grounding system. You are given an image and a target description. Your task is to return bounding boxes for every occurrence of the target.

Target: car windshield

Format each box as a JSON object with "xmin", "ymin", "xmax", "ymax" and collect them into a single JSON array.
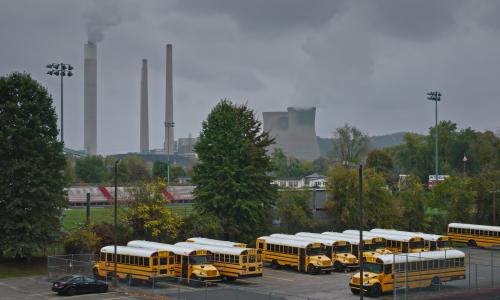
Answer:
[
  {"xmin": 335, "ymin": 245, "xmax": 350, "ymax": 253},
  {"xmin": 190, "ymin": 255, "xmax": 209, "ymax": 265},
  {"xmin": 410, "ymin": 240, "xmax": 425, "ymax": 249},
  {"xmin": 57, "ymin": 275, "xmax": 77, "ymax": 282},
  {"xmin": 306, "ymin": 247, "xmax": 324, "ymax": 256},
  {"xmin": 363, "ymin": 262, "xmax": 383, "ymax": 274}
]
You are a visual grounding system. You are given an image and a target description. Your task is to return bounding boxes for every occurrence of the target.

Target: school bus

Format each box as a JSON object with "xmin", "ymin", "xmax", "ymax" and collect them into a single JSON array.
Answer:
[
  {"xmin": 270, "ymin": 233, "xmax": 358, "ymax": 271},
  {"xmin": 342, "ymin": 230, "xmax": 392, "ymax": 255},
  {"xmin": 186, "ymin": 237, "xmax": 247, "ymax": 248},
  {"xmin": 320, "ymin": 232, "xmax": 381, "ymax": 259},
  {"xmin": 127, "ymin": 240, "xmax": 221, "ymax": 282},
  {"xmin": 370, "ymin": 228, "xmax": 452, "ymax": 251},
  {"xmin": 447, "ymin": 223, "xmax": 500, "ymax": 247},
  {"xmin": 353, "ymin": 231, "xmax": 425, "ymax": 253},
  {"xmin": 175, "ymin": 242, "xmax": 262, "ymax": 280},
  {"xmin": 349, "ymin": 249, "xmax": 466, "ymax": 298},
  {"xmin": 256, "ymin": 236, "xmax": 333, "ymax": 274},
  {"xmin": 94, "ymin": 246, "xmax": 172, "ymax": 282}
]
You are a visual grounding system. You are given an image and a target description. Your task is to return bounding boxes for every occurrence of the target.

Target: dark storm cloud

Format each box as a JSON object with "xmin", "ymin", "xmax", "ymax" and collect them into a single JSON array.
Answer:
[
  {"xmin": 0, "ymin": 0, "xmax": 499, "ymax": 154},
  {"xmin": 169, "ymin": 0, "xmax": 348, "ymax": 35}
]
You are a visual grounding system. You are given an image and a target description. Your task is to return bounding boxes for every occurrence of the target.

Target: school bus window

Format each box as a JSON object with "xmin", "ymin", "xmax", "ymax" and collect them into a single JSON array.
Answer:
[
  {"xmin": 169, "ymin": 257, "xmax": 175, "ymax": 265},
  {"xmin": 160, "ymin": 257, "xmax": 167, "ymax": 265},
  {"xmin": 384, "ymin": 264, "xmax": 392, "ymax": 274},
  {"xmin": 153, "ymin": 258, "xmax": 158, "ymax": 265}
]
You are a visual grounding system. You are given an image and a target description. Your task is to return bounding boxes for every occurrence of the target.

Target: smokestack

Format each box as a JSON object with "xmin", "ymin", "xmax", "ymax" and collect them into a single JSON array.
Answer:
[
  {"xmin": 84, "ymin": 42, "xmax": 97, "ymax": 155},
  {"xmin": 164, "ymin": 44, "xmax": 174, "ymax": 155},
  {"xmin": 140, "ymin": 59, "xmax": 149, "ymax": 153}
]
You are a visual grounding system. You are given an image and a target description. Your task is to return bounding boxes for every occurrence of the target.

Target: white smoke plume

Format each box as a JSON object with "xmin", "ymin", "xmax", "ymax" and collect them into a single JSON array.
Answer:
[{"xmin": 83, "ymin": 0, "xmax": 136, "ymax": 43}]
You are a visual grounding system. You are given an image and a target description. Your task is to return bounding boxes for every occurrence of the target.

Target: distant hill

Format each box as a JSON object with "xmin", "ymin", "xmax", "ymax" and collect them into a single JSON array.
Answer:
[{"xmin": 317, "ymin": 132, "xmax": 407, "ymax": 157}]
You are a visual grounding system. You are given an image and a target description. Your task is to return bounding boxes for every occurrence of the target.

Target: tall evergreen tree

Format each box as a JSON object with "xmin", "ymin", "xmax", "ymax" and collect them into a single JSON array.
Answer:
[
  {"xmin": 0, "ymin": 73, "xmax": 65, "ymax": 258},
  {"xmin": 192, "ymin": 100, "xmax": 276, "ymax": 242}
]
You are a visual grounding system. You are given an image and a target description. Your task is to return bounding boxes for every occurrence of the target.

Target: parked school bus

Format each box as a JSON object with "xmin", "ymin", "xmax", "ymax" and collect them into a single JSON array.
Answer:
[
  {"xmin": 175, "ymin": 242, "xmax": 263, "ymax": 280},
  {"xmin": 320, "ymin": 232, "xmax": 381, "ymax": 259},
  {"xmin": 349, "ymin": 250, "xmax": 465, "ymax": 298},
  {"xmin": 256, "ymin": 236, "xmax": 333, "ymax": 274},
  {"xmin": 127, "ymin": 240, "xmax": 221, "ymax": 282},
  {"xmin": 341, "ymin": 230, "xmax": 392, "ymax": 255},
  {"xmin": 270, "ymin": 233, "xmax": 358, "ymax": 271},
  {"xmin": 94, "ymin": 246, "xmax": 172, "ymax": 282},
  {"xmin": 447, "ymin": 223, "xmax": 500, "ymax": 247},
  {"xmin": 353, "ymin": 231, "xmax": 425, "ymax": 253},
  {"xmin": 370, "ymin": 228, "xmax": 452, "ymax": 251},
  {"xmin": 186, "ymin": 237, "xmax": 247, "ymax": 248}
]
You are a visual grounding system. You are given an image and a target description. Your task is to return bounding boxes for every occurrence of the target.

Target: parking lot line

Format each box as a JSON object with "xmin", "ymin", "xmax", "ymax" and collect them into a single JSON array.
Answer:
[{"xmin": 263, "ymin": 275, "xmax": 294, "ymax": 282}]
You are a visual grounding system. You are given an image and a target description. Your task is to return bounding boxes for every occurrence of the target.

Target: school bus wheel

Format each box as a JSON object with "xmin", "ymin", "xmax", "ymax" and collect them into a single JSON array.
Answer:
[
  {"xmin": 369, "ymin": 283, "xmax": 382, "ymax": 298},
  {"xmin": 467, "ymin": 240, "xmax": 477, "ymax": 247},
  {"xmin": 271, "ymin": 260, "xmax": 280, "ymax": 269},
  {"xmin": 307, "ymin": 264, "xmax": 317, "ymax": 275},
  {"xmin": 334, "ymin": 261, "xmax": 343, "ymax": 271}
]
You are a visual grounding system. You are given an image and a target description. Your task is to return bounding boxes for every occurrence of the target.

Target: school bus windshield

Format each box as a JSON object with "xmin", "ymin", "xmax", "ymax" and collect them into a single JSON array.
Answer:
[
  {"xmin": 363, "ymin": 243, "xmax": 376, "ymax": 251},
  {"xmin": 410, "ymin": 240, "xmax": 425, "ymax": 249},
  {"xmin": 190, "ymin": 255, "xmax": 209, "ymax": 265},
  {"xmin": 335, "ymin": 245, "xmax": 350, "ymax": 253},
  {"xmin": 306, "ymin": 247, "xmax": 324, "ymax": 256},
  {"xmin": 363, "ymin": 262, "xmax": 383, "ymax": 273},
  {"xmin": 437, "ymin": 240, "xmax": 451, "ymax": 248}
]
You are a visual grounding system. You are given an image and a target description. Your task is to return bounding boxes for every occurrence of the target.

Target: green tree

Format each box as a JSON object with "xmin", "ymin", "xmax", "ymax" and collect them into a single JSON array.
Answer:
[
  {"xmin": 366, "ymin": 149, "xmax": 393, "ymax": 182},
  {"xmin": 398, "ymin": 175, "xmax": 426, "ymax": 231},
  {"xmin": 270, "ymin": 148, "xmax": 316, "ymax": 178},
  {"xmin": 152, "ymin": 161, "xmax": 186, "ymax": 183},
  {"xmin": 75, "ymin": 156, "xmax": 107, "ymax": 184},
  {"xmin": 330, "ymin": 123, "xmax": 369, "ymax": 163},
  {"xmin": 471, "ymin": 169, "xmax": 500, "ymax": 224},
  {"xmin": 64, "ymin": 155, "xmax": 77, "ymax": 186},
  {"xmin": 124, "ymin": 179, "xmax": 181, "ymax": 241},
  {"xmin": 121, "ymin": 155, "xmax": 150, "ymax": 183},
  {"xmin": 275, "ymin": 190, "xmax": 313, "ymax": 233},
  {"xmin": 177, "ymin": 213, "xmax": 224, "ymax": 241},
  {"xmin": 325, "ymin": 166, "xmax": 398, "ymax": 230},
  {"xmin": 63, "ymin": 225, "xmax": 101, "ymax": 254},
  {"xmin": 0, "ymin": 73, "xmax": 66, "ymax": 258},
  {"xmin": 192, "ymin": 100, "xmax": 276, "ymax": 242}
]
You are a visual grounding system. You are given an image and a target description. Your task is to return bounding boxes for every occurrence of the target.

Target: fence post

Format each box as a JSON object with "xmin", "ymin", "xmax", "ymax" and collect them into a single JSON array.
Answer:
[
  {"xmin": 393, "ymin": 254, "xmax": 397, "ymax": 300},
  {"xmin": 405, "ymin": 254, "xmax": 408, "ymax": 300},
  {"xmin": 468, "ymin": 247, "xmax": 471, "ymax": 289}
]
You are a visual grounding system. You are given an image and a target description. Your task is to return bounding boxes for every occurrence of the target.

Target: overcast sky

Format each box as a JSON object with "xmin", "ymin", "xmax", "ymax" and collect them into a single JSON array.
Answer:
[{"xmin": 1, "ymin": 0, "xmax": 499, "ymax": 154}]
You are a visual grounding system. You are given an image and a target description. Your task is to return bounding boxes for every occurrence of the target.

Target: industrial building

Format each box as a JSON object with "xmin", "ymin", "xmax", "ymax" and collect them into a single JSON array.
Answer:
[{"xmin": 263, "ymin": 107, "xmax": 321, "ymax": 161}]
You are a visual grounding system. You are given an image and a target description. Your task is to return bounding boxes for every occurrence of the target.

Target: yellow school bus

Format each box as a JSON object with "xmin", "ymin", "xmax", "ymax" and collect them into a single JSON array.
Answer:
[
  {"xmin": 186, "ymin": 237, "xmax": 247, "ymax": 248},
  {"xmin": 447, "ymin": 223, "xmax": 500, "ymax": 247},
  {"xmin": 371, "ymin": 228, "xmax": 452, "ymax": 251},
  {"xmin": 349, "ymin": 250, "xmax": 465, "ymax": 298},
  {"xmin": 342, "ymin": 230, "xmax": 392, "ymax": 255},
  {"xmin": 127, "ymin": 240, "xmax": 221, "ymax": 282},
  {"xmin": 94, "ymin": 246, "xmax": 172, "ymax": 282},
  {"xmin": 354, "ymin": 231, "xmax": 425, "ymax": 253},
  {"xmin": 176, "ymin": 242, "xmax": 262, "ymax": 280},
  {"xmin": 271, "ymin": 233, "xmax": 358, "ymax": 271},
  {"xmin": 256, "ymin": 236, "xmax": 333, "ymax": 274},
  {"xmin": 321, "ymin": 232, "xmax": 381, "ymax": 259}
]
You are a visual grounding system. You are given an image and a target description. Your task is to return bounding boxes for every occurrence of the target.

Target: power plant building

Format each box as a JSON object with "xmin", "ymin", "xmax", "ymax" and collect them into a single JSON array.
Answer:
[
  {"xmin": 263, "ymin": 107, "xmax": 320, "ymax": 161},
  {"xmin": 84, "ymin": 42, "xmax": 97, "ymax": 155}
]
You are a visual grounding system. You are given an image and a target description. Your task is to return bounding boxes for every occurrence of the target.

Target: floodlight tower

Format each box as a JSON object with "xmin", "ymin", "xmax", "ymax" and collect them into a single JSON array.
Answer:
[
  {"xmin": 427, "ymin": 91, "xmax": 442, "ymax": 185},
  {"xmin": 46, "ymin": 63, "xmax": 74, "ymax": 143}
]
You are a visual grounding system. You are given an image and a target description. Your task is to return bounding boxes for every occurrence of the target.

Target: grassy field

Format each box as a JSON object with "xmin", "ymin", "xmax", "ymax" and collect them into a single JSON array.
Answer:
[
  {"xmin": 63, "ymin": 205, "xmax": 193, "ymax": 230},
  {"xmin": 0, "ymin": 257, "xmax": 47, "ymax": 279}
]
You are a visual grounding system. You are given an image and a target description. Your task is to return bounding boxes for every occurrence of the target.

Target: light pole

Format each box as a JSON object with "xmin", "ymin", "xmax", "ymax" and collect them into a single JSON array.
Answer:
[
  {"xmin": 427, "ymin": 91, "xmax": 441, "ymax": 185},
  {"xmin": 165, "ymin": 121, "xmax": 175, "ymax": 185},
  {"xmin": 46, "ymin": 63, "xmax": 74, "ymax": 143},
  {"xmin": 113, "ymin": 159, "xmax": 121, "ymax": 287},
  {"xmin": 358, "ymin": 164, "xmax": 364, "ymax": 300}
]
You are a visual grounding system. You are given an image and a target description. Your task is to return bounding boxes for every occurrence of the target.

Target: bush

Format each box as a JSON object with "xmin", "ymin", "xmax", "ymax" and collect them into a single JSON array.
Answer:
[{"xmin": 63, "ymin": 226, "xmax": 100, "ymax": 254}]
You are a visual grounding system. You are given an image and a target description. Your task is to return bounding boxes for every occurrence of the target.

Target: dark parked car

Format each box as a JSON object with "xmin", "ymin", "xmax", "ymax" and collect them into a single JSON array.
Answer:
[{"xmin": 52, "ymin": 275, "xmax": 108, "ymax": 296}]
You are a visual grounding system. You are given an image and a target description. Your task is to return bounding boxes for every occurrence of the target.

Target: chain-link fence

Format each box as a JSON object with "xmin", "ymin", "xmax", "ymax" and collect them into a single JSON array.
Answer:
[
  {"xmin": 391, "ymin": 248, "xmax": 500, "ymax": 300},
  {"xmin": 47, "ymin": 254, "xmax": 97, "ymax": 280}
]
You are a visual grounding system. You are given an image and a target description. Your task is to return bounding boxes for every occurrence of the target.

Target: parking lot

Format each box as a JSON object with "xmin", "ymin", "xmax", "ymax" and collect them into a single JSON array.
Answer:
[{"xmin": 2, "ymin": 247, "xmax": 499, "ymax": 300}]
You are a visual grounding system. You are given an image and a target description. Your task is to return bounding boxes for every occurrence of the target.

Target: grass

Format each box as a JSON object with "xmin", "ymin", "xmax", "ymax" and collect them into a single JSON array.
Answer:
[
  {"xmin": 0, "ymin": 257, "xmax": 47, "ymax": 279},
  {"xmin": 62, "ymin": 204, "xmax": 193, "ymax": 230}
]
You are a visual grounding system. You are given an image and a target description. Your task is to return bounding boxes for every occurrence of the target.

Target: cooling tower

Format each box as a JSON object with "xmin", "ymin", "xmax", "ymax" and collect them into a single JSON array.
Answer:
[
  {"xmin": 140, "ymin": 59, "xmax": 149, "ymax": 153},
  {"xmin": 263, "ymin": 107, "xmax": 320, "ymax": 161},
  {"xmin": 164, "ymin": 44, "xmax": 175, "ymax": 155},
  {"xmin": 84, "ymin": 42, "xmax": 97, "ymax": 155}
]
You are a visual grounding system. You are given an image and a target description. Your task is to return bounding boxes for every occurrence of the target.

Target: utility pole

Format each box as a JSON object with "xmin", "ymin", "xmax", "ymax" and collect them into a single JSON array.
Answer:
[
  {"xmin": 427, "ymin": 91, "xmax": 441, "ymax": 186},
  {"xmin": 358, "ymin": 164, "xmax": 364, "ymax": 300},
  {"xmin": 113, "ymin": 159, "xmax": 121, "ymax": 287}
]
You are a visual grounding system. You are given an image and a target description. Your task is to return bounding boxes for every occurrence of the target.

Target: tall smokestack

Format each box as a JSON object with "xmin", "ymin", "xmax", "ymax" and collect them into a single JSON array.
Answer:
[
  {"xmin": 84, "ymin": 42, "xmax": 97, "ymax": 155},
  {"xmin": 140, "ymin": 59, "xmax": 149, "ymax": 153},
  {"xmin": 164, "ymin": 44, "xmax": 174, "ymax": 155}
]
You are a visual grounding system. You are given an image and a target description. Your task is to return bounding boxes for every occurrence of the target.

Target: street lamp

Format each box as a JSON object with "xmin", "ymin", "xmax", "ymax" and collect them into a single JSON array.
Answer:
[
  {"xmin": 113, "ymin": 159, "xmax": 121, "ymax": 287},
  {"xmin": 427, "ymin": 91, "xmax": 442, "ymax": 185},
  {"xmin": 46, "ymin": 63, "xmax": 74, "ymax": 143}
]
